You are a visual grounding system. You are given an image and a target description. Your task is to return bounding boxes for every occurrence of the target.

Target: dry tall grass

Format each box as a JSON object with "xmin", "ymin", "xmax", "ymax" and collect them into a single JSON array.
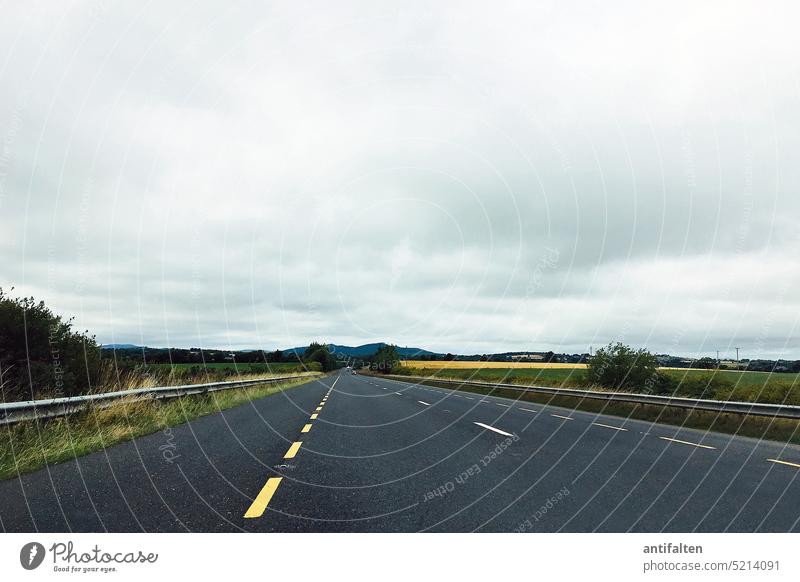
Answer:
[
  {"xmin": 0, "ymin": 374, "xmax": 320, "ymax": 480},
  {"xmin": 92, "ymin": 366, "xmax": 316, "ymax": 397}
]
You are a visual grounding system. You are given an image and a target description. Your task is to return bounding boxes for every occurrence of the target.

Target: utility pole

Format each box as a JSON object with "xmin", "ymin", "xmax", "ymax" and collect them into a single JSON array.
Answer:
[{"xmin": 735, "ymin": 347, "xmax": 741, "ymax": 370}]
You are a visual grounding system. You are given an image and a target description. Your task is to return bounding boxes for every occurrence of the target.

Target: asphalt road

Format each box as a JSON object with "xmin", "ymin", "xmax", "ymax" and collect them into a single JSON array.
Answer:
[{"xmin": 2, "ymin": 370, "xmax": 800, "ymax": 532}]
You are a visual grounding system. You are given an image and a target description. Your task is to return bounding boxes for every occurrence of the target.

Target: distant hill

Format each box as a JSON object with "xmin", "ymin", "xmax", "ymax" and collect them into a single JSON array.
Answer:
[
  {"xmin": 100, "ymin": 343, "xmax": 143, "ymax": 350},
  {"xmin": 99, "ymin": 342, "xmax": 437, "ymax": 358},
  {"xmin": 284, "ymin": 342, "xmax": 437, "ymax": 358}
]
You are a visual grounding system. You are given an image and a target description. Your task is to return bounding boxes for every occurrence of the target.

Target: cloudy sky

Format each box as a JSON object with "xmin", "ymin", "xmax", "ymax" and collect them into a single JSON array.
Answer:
[{"xmin": 1, "ymin": 1, "xmax": 798, "ymax": 357}]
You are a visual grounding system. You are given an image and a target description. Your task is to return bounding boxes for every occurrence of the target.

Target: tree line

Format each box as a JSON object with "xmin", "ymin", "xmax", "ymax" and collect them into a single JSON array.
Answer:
[
  {"xmin": 0, "ymin": 289, "xmax": 344, "ymax": 402},
  {"xmin": 0, "ymin": 288, "xmax": 101, "ymax": 402}
]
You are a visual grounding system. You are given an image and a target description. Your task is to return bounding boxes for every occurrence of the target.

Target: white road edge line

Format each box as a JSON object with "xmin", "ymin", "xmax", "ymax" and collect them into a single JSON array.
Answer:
[{"xmin": 473, "ymin": 422, "xmax": 514, "ymax": 437}]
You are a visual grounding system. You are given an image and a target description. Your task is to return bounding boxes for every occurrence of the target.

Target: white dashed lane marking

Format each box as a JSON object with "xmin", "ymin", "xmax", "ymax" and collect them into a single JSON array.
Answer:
[{"xmin": 474, "ymin": 422, "xmax": 514, "ymax": 437}]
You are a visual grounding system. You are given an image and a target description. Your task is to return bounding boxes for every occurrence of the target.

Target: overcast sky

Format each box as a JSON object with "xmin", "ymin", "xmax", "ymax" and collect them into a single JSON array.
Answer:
[{"xmin": 1, "ymin": 1, "xmax": 798, "ymax": 358}]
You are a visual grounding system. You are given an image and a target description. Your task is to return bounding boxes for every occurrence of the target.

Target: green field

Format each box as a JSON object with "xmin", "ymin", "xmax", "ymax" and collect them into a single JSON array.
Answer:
[
  {"xmin": 394, "ymin": 366, "xmax": 800, "ymax": 405},
  {"xmin": 663, "ymin": 368, "xmax": 800, "ymax": 389}
]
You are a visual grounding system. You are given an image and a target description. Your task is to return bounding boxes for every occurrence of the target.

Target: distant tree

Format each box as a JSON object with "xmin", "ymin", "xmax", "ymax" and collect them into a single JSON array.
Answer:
[
  {"xmin": 587, "ymin": 342, "xmax": 661, "ymax": 391},
  {"xmin": 304, "ymin": 342, "xmax": 335, "ymax": 371},
  {"xmin": 694, "ymin": 357, "xmax": 717, "ymax": 370},
  {"xmin": 0, "ymin": 287, "xmax": 101, "ymax": 401},
  {"xmin": 304, "ymin": 342, "xmax": 325, "ymax": 358},
  {"xmin": 372, "ymin": 344, "xmax": 400, "ymax": 374}
]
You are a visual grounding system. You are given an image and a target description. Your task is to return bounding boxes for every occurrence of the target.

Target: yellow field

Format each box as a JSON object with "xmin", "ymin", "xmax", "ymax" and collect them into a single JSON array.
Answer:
[{"xmin": 401, "ymin": 360, "xmax": 587, "ymax": 369}]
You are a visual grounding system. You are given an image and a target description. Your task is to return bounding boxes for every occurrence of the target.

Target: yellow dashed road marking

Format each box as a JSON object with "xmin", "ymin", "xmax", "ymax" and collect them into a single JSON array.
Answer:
[
  {"xmin": 244, "ymin": 477, "xmax": 282, "ymax": 518},
  {"xmin": 301, "ymin": 424, "xmax": 312, "ymax": 433},
  {"xmin": 284, "ymin": 441, "xmax": 303, "ymax": 459},
  {"xmin": 310, "ymin": 413, "xmax": 318, "ymax": 419}
]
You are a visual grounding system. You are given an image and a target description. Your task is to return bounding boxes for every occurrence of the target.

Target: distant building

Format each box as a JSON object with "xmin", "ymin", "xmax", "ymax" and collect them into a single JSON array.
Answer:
[{"xmin": 509, "ymin": 353, "xmax": 544, "ymax": 361}]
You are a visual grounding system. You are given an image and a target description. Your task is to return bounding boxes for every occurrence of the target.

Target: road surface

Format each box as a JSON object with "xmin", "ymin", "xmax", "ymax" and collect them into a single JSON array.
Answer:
[{"xmin": 2, "ymin": 370, "xmax": 799, "ymax": 532}]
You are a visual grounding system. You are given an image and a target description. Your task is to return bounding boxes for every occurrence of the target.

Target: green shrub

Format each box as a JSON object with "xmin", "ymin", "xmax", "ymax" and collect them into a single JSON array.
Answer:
[
  {"xmin": 0, "ymin": 288, "xmax": 101, "ymax": 401},
  {"xmin": 303, "ymin": 342, "xmax": 336, "ymax": 371},
  {"xmin": 587, "ymin": 342, "xmax": 660, "ymax": 391}
]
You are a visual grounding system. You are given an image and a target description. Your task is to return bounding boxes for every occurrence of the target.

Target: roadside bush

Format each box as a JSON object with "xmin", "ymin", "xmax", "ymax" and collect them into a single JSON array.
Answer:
[
  {"xmin": 0, "ymin": 288, "xmax": 101, "ymax": 401},
  {"xmin": 671, "ymin": 374, "xmax": 731, "ymax": 399},
  {"xmin": 587, "ymin": 342, "xmax": 660, "ymax": 391}
]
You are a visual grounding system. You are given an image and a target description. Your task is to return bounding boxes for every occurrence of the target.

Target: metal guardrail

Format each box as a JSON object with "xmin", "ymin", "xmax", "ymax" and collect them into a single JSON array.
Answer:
[
  {"xmin": 382, "ymin": 374, "xmax": 800, "ymax": 420},
  {"xmin": 0, "ymin": 375, "xmax": 312, "ymax": 425}
]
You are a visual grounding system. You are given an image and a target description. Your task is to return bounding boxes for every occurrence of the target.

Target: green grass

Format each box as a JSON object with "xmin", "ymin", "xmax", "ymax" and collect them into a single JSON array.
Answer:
[
  {"xmin": 394, "ymin": 366, "xmax": 800, "ymax": 405},
  {"xmin": 0, "ymin": 374, "xmax": 321, "ymax": 481},
  {"xmin": 395, "ymin": 366, "xmax": 588, "ymax": 387},
  {"xmin": 663, "ymin": 368, "xmax": 800, "ymax": 389}
]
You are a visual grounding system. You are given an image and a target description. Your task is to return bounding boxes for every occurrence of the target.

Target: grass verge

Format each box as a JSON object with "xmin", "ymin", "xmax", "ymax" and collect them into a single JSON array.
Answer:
[
  {"xmin": 376, "ymin": 374, "xmax": 800, "ymax": 445},
  {"xmin": 393, "ymin": 366, "xmax": 800, "ymax": 405},
  {"xmin": 0, "ymin": 374, "xmax": 321, "ymax": 481}
]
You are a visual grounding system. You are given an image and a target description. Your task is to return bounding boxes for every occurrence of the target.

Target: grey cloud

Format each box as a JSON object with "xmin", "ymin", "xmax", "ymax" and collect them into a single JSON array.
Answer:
[{"xmin": 2, "ymin": 1, "xmax": 799, "ymax": 358}]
